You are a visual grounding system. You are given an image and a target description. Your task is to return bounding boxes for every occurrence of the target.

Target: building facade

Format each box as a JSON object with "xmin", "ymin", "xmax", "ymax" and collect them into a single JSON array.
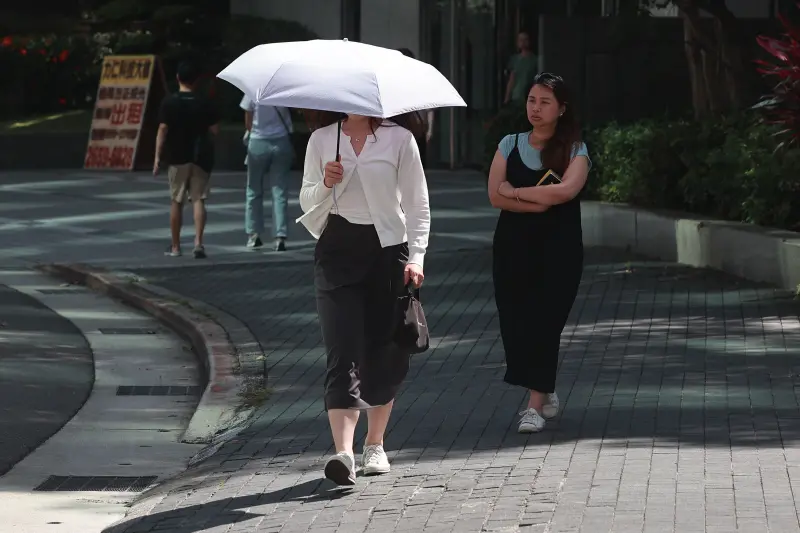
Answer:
[
  {"xmin": 231, "ymin": 0, "xmax": 782, "ymax": 168},
  {"xmin": 231, "ymin": 0, "xmax": 504, "ymax": 168}
]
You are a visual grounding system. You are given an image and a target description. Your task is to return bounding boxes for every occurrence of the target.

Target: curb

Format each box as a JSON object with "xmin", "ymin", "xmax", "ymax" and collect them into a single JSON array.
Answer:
[
  {"xmin": 581, "ymin": 202, "xmax": 800, "ymax": 292},
  {"xmin": 38, "ymin": 263, "xmax": 262, "ymax": 445}
]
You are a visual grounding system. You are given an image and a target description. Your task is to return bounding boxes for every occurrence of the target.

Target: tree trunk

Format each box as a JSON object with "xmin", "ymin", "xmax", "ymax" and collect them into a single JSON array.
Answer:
[
  {"xmin": 701, "ymin": 27, "xmax": 725, "ymax": 115},
  {"xmin": 677, "ymin": 0, "xmax": 751, "ymax": 117},
  {"xmin": 715, "ymin": 18, "xmax": 745, "ymax": 110},
  {"xmin": 682, "ymin": 8, "xmax": 710, "ymax": 119}
]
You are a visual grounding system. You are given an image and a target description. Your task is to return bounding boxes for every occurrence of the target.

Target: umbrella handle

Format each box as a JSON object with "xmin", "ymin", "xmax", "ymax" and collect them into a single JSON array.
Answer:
[
  {"xmin": 336, "ymin": 119, "xmax": 342, "ymax": 162},
  {"xmin": 331, "ymin": 119, "xmax": 342, "ymax": 215}
]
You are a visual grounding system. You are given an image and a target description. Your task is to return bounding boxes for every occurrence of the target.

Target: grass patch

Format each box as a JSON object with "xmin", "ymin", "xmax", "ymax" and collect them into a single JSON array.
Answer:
[
  {"xmin": 0, "ymin": 110, "xmax": 309, "ymax": 136},
  {"xmin": 0, "ymin": 110, "xmax": 93, "ymax": 135},
  {"xmin": 239, "ymin": 377, "xmax": 271, "ymax": 410}
]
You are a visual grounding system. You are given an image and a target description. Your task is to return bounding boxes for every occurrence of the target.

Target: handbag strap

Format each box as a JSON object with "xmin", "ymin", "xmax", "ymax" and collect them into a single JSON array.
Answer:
[
  {"xmin": 275, "ymin": 107, "xmax": 291, "ymax": 135},
  {"xmin": 405, "ymin": 283, "xmax": 421, "ymax": 300}
]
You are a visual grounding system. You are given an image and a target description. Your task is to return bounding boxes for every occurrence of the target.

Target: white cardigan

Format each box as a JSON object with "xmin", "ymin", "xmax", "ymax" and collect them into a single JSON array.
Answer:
[{"xmin": 297, "ymin": 122, "xmax": 431, "ymax": 267}]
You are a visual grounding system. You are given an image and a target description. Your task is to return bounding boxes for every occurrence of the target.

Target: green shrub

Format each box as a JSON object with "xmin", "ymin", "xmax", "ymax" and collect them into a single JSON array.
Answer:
[
  {"xmin": 1, "ymin": 14, "xmax": 318, "ymax": 123},
  {"xmin": 691, "ymin": 120, "xmax": 800, "ymax": 229},
  {"xmin": 585, "ymin": 119, "xmax": 689, "ymax": 209},
  {"xmin": 582, "ymin": 112, "xmax": 800, "ymax": 231},
  {"xmin": 0, "ymin": 35, "xmax": 101, "ymax": 119}
]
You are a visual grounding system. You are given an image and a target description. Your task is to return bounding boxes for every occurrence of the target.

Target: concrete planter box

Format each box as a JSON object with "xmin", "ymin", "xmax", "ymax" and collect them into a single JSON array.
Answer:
[
  {"xmin": 582, "ymin": 201, "xmax": 800, "ymax": 292},
  {"xmin": 0, "ymin": 129, "xmax": 311, "ymax": 171}
]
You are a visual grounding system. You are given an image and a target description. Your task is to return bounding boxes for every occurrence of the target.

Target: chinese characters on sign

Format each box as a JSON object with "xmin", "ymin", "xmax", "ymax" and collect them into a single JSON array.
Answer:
[{"xmin": 84, "ymin": 55, "xmax": 155, "ymax": 170}]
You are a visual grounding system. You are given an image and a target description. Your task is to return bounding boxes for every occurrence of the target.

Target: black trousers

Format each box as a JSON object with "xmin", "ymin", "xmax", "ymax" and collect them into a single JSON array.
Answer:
[{"xmin": 314, "ymin": 215, "xmax": 410, "ymax": 410}]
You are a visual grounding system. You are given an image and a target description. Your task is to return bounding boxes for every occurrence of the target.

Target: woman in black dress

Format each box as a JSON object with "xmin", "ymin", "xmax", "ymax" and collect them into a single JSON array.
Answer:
[{"xmin": 487, "ymin": 73, "xmax": 591, "ymax": 433}]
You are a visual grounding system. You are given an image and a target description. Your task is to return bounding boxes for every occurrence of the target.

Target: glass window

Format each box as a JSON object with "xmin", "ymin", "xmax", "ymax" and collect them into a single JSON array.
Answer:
[{"xmin": 421, "ymin": 0, "xmax": 500, "ymax": 168}]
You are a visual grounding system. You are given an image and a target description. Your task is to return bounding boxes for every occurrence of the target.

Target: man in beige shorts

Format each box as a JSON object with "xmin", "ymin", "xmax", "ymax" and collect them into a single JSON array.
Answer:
[
  {"xmin": 168, "ymin": 163, "xmax": 210, "ymax": 204},
  {"xmin": 154, "ymin": 61, "xmax": 219, "ymax": 259}
]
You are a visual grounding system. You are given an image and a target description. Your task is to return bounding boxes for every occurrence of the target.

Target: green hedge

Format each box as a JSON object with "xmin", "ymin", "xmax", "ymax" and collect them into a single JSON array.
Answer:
[
  {"xmin": 484, "ymin": 111, "xmax": 800, "ymax": 231},
  {"xmin": 0, "ymin": 16, "xmax": 318, "ymax": 122},
  {"xmin": 585, "ymin": 114, "xmax": 800, "ymax": 231}
]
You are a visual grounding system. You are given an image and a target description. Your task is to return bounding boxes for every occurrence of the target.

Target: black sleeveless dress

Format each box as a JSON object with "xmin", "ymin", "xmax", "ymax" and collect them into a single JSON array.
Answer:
[{"xmin": 492, "ymin": 138, "xmax": 584, "ymax": 394}]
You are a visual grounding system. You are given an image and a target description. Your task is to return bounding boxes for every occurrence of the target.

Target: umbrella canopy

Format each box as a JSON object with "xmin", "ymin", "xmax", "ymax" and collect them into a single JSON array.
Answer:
[{"xmin": 217, "ymin": 39, "xmax": 466, "ymax": 118}]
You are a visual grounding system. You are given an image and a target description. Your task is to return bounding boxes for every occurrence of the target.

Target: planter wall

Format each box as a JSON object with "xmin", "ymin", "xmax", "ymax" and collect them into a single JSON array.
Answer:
[{"xmin": 581, "ymin": 202, "xmax": 800, "ymax": 292}]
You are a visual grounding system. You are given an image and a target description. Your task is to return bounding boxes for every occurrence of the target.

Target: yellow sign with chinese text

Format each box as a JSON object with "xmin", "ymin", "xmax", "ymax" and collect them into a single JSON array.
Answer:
[{"xmin": 84, "ymin": 55, "xmax": 156, "ymax": 170}]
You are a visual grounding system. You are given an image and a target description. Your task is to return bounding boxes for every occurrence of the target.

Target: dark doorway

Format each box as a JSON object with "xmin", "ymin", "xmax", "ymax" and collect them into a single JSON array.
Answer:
[{"xmin": 341, "ymin": 0, "xmax": 361, "ymax": 41}]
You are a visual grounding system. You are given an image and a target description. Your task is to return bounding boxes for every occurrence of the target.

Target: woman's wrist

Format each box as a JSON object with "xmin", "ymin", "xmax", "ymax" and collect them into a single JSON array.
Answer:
[{"xmin": 498, "ymin": 183, "xmax": 513, "ymax": 198}]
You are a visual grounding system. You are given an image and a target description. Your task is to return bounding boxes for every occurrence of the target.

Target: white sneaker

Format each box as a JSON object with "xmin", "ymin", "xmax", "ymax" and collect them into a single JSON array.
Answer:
[
  {"xmin": 324, "ymin": 452, "xmax": 356, "ymax": 486},
  {"xmin": 246, "ymin": 234, "xmax": 263, "ymax": 249},
  {"xmin": 362, "ymin": 444, "xmax": 391, "ymax": 475},
  {"xmin": 518, "ymin": 408, "xmax": 546, "ymax": 433},
  {"xmin": 542, "ymin": 392, "xmax": 560, "ymax": 419}
]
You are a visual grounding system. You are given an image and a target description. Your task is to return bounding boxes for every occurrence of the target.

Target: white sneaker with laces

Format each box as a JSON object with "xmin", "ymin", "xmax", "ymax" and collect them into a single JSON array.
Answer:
[
  {"xmin": 518, "ymin": 408, "xmax": 546, "ymax": 433},
  {"xmin": 362, "ymin": 444, "xmax": 391, "ymax": 475},
  {"xmin": 542, "ymin": 392, "xmax": 560, "ymax": 419},
  {"xmin": 324, "ymin": 451, "xmax": 356, "ymax": 486}
]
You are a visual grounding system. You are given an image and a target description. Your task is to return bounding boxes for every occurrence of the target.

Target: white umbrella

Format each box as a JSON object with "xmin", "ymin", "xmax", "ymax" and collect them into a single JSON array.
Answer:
[
  {"xmin": 217, "ymin": 39, "xmax": 466, "ymax": 157},
  {"xmin": 218, "ymin": 39, "xmax": 466, "ymax": 117}
]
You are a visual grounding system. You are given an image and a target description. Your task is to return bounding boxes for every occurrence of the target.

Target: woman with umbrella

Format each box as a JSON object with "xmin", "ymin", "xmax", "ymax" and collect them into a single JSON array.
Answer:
[
  {"xmin": 217, "ymin": 38, "xmax": 465, "ymax": 485},
  {"xmin": 301, "ymin": 110, "xmax": 429, "ymax": 485}
]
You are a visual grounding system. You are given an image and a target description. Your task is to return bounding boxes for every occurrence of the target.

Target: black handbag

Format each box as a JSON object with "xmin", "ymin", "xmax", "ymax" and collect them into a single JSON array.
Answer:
[{"xmin": 394, "ymin": 284, "xmax": 430, "ymax": 354}]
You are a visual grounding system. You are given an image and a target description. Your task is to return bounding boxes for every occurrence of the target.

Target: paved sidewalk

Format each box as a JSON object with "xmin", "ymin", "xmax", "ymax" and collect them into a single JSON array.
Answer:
[
  {"xmin": 0, "ymin": 280, "xmax": 93, "ymax": 475},
  {"xmin": 0, "ymin": 170, "xmax": 489, "ymax": 268},
  {"xmin": 108, "ymin": 247, "xmax": 800, "ymax": 533},
  {"xmin": 2, "ymin": 171, "xmax": 799, "ymax": 532},
  {"xmin": 0, "ymin": 268, "xmax": 202, "ymax": 533}
]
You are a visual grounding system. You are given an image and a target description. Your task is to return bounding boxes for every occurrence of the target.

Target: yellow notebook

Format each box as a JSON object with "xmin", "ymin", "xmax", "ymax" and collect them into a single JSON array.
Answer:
[{"xmin": 536, "ymin": 169, "xmax": 562, "ymax": 186}]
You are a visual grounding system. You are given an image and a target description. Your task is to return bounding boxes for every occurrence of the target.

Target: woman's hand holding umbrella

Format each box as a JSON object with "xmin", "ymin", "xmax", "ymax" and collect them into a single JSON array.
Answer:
[{"xmin": 323, "ymin": 161, "xmax": 344, "ymax": 189}]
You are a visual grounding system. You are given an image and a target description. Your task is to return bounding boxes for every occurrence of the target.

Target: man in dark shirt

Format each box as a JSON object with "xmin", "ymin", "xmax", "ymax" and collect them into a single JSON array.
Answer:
[{"xmin": 154, "ymin": 61, "xmax": 220, "ymax": 259}]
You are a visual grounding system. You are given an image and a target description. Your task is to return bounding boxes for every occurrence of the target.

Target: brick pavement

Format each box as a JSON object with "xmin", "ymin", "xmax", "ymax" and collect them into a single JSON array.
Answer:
[
  {"xmin": 3, "ymin": 170, "xmax": 800, "ymax": 532},
  {"xmin": 0, "ymin": 170, "xmax": 490, "ymax": 268},
  {"xmin": 99, "ymin": 247, "xmax": 800, "ymax": 533}
]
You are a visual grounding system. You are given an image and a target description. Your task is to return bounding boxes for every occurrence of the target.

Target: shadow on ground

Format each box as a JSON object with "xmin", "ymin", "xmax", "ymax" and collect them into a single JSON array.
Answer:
[
  {"xmin": 100, "ymin": 247, "xmax": 800, "ymax": 532},
  {"xmin": 131, "ymin": 247, "xmax": 800, "ymax": 451}
]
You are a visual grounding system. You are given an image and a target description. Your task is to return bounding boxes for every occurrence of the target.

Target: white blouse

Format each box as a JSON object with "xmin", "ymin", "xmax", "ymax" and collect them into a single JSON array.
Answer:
[
  {"xmin": 298, "ymin": 121, "xmax": 431, "ymax": 267},
  {"xmin": 332, "ymin": 167, "xmax": 373, "ymax": 225}
]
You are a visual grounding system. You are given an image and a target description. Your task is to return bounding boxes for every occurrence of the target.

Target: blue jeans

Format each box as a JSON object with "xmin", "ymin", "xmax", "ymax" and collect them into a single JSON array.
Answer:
[{"xmin": 245, "ymin": 135, "xmax": 294, "ymax": 238}]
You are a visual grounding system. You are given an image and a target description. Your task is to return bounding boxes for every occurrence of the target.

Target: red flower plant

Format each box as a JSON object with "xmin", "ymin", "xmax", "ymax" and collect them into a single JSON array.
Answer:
[
  {"xmin": 754, "ymin": 3, "xmax": 800, "ymax": 147},
  {"xmin": 1, "ymin": 36, "xmax": 12, "ymax": 47},
  {"xmin": 58, "ymin": 50, "xmax": 69, "ymax": 62}
]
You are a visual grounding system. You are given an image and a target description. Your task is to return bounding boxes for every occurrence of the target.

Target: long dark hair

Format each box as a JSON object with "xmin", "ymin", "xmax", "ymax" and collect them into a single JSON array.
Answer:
[
  {"xmin": 303, "ymin": 110, "xmax": 426, "ymax": 140},
  {"xmin": 530, "ymin": 73, "xmax": 581, "ymax": 175}
]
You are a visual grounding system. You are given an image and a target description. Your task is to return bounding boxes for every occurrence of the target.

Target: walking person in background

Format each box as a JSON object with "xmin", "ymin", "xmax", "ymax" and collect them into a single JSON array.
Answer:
[
  {"xmin": 241, "ymin": 97, "xmax": 294, "ymax": 251},
  {"xmin": 299, "ymin": 110, "xmax": 429, "ymax": 486},
  {"xmin": 154, "ymin": 61, "xmax": 220, "ymax": 259},
  {"xmin": 488, "ymin": 73, "xmax": 590, "ymax": 433},
  {"xmin": 397, "ymin": 48, "xmax": 434, "ymax": 167},
  {"xmin": 504, "ymin": 31, "xmax": 539, "ymax": 105}
]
